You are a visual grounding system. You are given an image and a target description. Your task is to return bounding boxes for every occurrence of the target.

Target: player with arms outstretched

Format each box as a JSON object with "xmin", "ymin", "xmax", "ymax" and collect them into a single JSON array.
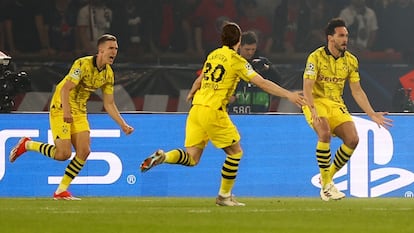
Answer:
[
  {"xmin": 140, "ymin": 22, "xmax": 306, "ymax": 206},
  {"xmin": 9, "ymin": 34, "xmax": 134, "ymax": 200},
  {"xmin": 302, "ymin": 18, "xmax": 392, "ymax": 201}
]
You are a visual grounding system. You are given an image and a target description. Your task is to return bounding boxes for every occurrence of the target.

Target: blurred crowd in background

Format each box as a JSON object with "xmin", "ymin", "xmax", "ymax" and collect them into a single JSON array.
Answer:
[{"xmin": 0, "ymin": 0, "xmax": 414, "ymax": 62}]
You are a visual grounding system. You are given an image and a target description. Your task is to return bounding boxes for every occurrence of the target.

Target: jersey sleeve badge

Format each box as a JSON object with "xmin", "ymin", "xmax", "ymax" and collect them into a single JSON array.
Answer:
[
  {"xmin": 304, "ymin": 62, "xmax": 315, "ymax": 76},
  {"xmin": 70, "ymin": 68, "xmax": 81, "ymax": 80}
]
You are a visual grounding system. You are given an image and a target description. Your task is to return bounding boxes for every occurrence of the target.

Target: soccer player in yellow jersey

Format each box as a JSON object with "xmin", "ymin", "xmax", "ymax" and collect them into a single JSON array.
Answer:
[
  {"xmin": 9, "ymin": 34, "xmax": 134, "ymax": 200},
  {"xmin": 140, "ymin": 22, "xmax": 306, "ymax": 206},
  {"xmin": 302, "ymin": 18, "xmax": 393, "ymax": 201}
]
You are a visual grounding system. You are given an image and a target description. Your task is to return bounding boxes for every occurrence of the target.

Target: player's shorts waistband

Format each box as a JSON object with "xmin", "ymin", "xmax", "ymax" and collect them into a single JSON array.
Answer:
[{"xmin": 192, "ymin": 104, "xmax": 226, "ymax": 111}]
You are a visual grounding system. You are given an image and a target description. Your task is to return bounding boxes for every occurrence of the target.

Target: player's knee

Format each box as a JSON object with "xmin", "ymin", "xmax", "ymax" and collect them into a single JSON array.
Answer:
[
  {"xmin": 346, "ymin": 136, "xmax": 359, "ymax": 149},
  {"xmin": 54, "ymin": 150, "xmax": 72, "ymax": 161},
  {"xmin": 77, "ymin": 148, "xmax": 91, "ymax": 159},
  {"xmin": 319, "ymin": 130, "xmax": 331, "ymax": 142},
  {"xmin": 187, "ymin": 150, "xmax": 201, "ymax": 166}
]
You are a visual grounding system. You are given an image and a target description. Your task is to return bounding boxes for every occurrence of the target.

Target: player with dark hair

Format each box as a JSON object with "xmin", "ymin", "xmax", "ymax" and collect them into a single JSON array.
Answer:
[
  {"xmin": 140, "ymin": 22, "xmax": 306, "ymax": 206},
  {"xmin": 302, "ymin": 18, "xmax": 392, "ymax": 201},
  {"xmin": 229, "ymin": 30, "xmax": 283, "ymax": 113},
  {"xmin": 9, "ymin": 34, "xmax": 134, "ymax": 200}
]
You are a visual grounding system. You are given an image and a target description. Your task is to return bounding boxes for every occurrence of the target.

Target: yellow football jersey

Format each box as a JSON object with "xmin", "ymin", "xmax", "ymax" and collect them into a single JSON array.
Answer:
[
  {"xmin": 192, "ymin": 46, "xmax": 258, "ymax": 110},
  {"xmin": 303, "ymin": 46, "xmax": 360, "ymax": 104},
  {"xmin": 50, "ymin": 56, "xmax": 114, "ymax": 114}
]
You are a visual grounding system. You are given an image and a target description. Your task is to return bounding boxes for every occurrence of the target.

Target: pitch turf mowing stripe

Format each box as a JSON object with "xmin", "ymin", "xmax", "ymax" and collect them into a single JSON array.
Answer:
[{"xmin": 0, "ymin": 197, "xmax": 413, "ymax": 233}]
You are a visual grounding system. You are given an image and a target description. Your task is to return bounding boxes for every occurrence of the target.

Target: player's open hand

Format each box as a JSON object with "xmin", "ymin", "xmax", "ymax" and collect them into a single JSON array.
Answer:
[
  {"xmin": 287, "ymin": 91, "xmax": 307, "ymax": 107},
  {"xmin": 371, "ymin": 112, "xmax": 393, "ymax": 129}
]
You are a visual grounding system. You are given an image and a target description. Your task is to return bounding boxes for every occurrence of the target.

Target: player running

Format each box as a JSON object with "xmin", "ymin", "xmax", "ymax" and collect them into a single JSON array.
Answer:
[
  {"xmin": 140, "ymin": 22, "xmax": 306, "ymax": 206},
  {"xmin": 9, "ymin": 34, "xmax": 134, "ymax": 200}
]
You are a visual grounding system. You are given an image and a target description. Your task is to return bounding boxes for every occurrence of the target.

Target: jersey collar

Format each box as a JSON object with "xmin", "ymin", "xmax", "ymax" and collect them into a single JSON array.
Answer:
[
  {"xmin": 93, "ymin": 55, "xmax": 106, "ymax": 72},
  {"xmin": 324, "ymin": 46, "xmax": 344, "ymax": 59}
]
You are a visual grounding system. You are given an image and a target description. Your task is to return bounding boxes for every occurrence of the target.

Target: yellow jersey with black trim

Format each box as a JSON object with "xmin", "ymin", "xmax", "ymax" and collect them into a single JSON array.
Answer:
[
  {"xmin": 192, "ymin": 46, "xmax": 258, "ymax": 110},
  {"xmin": 50, "ymin": 56, "xmax": 114, "ymax": 114},
  {"xmin": 303, "ymin": 46, "xmax": 360, "ymax": 104}
]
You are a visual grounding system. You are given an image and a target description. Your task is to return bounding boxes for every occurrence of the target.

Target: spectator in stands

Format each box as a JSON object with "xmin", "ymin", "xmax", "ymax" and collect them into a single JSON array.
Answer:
[
  {"xmin": 143, "ymin": 0, "xmax": 201, "ymax": 55},
  {"xmin": 338, "ymin": 0, "xmax": 379, "ymax": 51},
  {"xmin": 45, "ymin": 0, "xmax": 80, "ymax": 57},
  {"xmin": 77, "ymin": 0, "xmax": 113, "ymax": 55},
  {"xmin": 141, "ymin": 0, "xmax": 175, "ymax": 55},
  {"xmin": 2, "ymin": 0, "xmax": 52, "ymax": 56},
  {"xmin": 165, "ymin": 0, "xmax": 202, "ymax": 54},
  {"xmin": 192, "ymin": 0, "xmax": 237, "ymax": 58},
  {"xmin": 272, "ymin": 0, "xmax": 312, "ymax": 54},
  {"xmin": 373, "ymin": 0, "xmax": 414, "ymax": 58},
  {"xmin": 178, "ymin": 0, "xmax": 202, "ymax": 55},
  {"xmin": 0, "ymin": 0, "xmax": 6, "ymax": 53},
  {"xmin": 330, "ymin": 0, "xmax": 350, "ymax": 16},
  {"xmin": 255, "ymin": 0, "xmax": 281, "ymax": 21},
  {"xmin": 369, "ymin": 0, "xmax": 393, "ymax": 51},
  {"xmin": 228, "ymin": 31, "xmax": 283, "ymax": 114},
  {"xmin": 109, "ymin": 0, "xmax": 146, "ymax": 56},
  {"xmin": 302, "ymin": 0, "xmax": 336, "ymax": 51},
  {"xmin": 237, "ymin": 0, "xmax": 273, "ymax": 55}
]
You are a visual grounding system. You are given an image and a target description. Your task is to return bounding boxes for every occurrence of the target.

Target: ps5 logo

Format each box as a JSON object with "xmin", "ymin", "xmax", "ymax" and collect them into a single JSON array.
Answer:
[
  {"xmin": 0, "ymin": 129, "xmax": 122, "ymax": 184},
  {"xmin": 311, "ymin": 116, "xmax": 414, "ymax": 197}
]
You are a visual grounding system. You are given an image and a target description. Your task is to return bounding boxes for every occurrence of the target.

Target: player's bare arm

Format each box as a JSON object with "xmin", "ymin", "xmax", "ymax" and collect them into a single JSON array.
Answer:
[
  {"xmin": 103, "ymin": 93, "xmax": 134, "ymax": 135},
  {"xmin": 303, "ymin": 78, "xmax": 320, "ymax": 123},
  {"xmin": 186, "ymin": 73, "xmax": 203, "ymax": 102},
  {"xmin": 349, "ymin": 81, "xmax": 393, "ymax": 129},
  {"xmin": 61, "ymin": 80, "xmax": 76, "ymax": 123},
  {"xmin": 250, "ymin": 74, "xmax": 306, "ymax": 107}
]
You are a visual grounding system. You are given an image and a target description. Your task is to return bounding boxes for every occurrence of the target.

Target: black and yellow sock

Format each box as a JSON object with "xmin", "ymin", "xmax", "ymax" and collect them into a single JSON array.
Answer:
[
  {"xmin": 26, "ymin": 140, "xmax": 56, "ymax": 159},
  {"xmin": 316, "ymin": 141, "xmax": 331, "ymax": 186},
  {"xmin": 164, "ymin": 149, "xmax": 196, "ymax": 166},
  {"xmin": 330, "ymin": 144, "xmax": 354, "ymax": 177},
  {"xmin": 56, "ymin": 156, "xmax": 85, "ymax": 193},
  {"xmin": 219, "ymin": 152, "xmax": 243, "ymax": 197}
]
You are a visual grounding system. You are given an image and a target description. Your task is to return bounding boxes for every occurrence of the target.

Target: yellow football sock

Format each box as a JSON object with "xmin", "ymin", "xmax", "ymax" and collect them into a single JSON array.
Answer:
[
  {"xmin": 26, "ymin": 140, "xmax": 56, "ymax": 159},
  {"xmin": 219, "ymin": 152, "xmax": 243, "ymax": 197},
  {"xmin": 316, "ymin": 141, "xmax": 331, "ymax": 187},
  {"xmin": 56, "ymin": 156, "xmax": 85, "ymax": 193},
  {"xmin": 164, "ymin": 149, "xmax": 196, "ymax": 166},
  {"xmin": 330, "ymin": 144, "xmax": 354, "ymax": 178}
]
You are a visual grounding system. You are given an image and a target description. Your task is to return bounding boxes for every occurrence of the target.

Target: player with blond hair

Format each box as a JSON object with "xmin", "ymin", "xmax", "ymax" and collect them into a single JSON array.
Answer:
[{"xmin": 9, "ymin": 34, "xmax": 134, "ymax": 200}]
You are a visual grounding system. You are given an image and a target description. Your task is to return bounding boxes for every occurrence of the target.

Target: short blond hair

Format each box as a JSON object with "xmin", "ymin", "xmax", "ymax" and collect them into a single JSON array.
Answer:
[{"xmin": 97, "ymin": 34, "xmax": 117, "ymax": 46}]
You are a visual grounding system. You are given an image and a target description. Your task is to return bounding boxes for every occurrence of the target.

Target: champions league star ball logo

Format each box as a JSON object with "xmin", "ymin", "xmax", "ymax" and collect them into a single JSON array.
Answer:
[
  {"xmin": 305, "ymin": 63, "xmax": 315, "ymax": 76},
  {"xmin": 245, "ymin": 63, "xmax": 253, "ymax": 71},
  {"xmin": 307, "ymin": 63, "xmax": 314, "ymax": 71}
]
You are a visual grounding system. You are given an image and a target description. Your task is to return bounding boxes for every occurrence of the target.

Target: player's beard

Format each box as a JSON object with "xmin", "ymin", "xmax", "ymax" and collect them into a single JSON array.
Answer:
[{"xmin": 335, "ymin": 43, "xmax": 347, "ymax": 54}]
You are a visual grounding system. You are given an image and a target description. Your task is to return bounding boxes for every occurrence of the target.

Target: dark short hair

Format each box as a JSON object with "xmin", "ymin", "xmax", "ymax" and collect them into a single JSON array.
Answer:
[
  {"xmin": 241, "ymin": 31, "xmax": 258, "ymax": 46},
  {"xmin": 325, "ymin": 18, "xmax": 347, "ymax": 37},
  {"xmin": 97, "ymin": 34, "xmax": 117, "ymax": 46},
  {"xmin": 221, "ymin": 22, "xmax": 241, "ymax": 47}
]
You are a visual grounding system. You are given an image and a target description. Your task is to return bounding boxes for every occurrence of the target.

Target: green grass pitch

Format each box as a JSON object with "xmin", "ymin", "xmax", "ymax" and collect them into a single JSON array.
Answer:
[{"xmin": 0, "ymin": 197, "xmax": 413, "ymax": 233}]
